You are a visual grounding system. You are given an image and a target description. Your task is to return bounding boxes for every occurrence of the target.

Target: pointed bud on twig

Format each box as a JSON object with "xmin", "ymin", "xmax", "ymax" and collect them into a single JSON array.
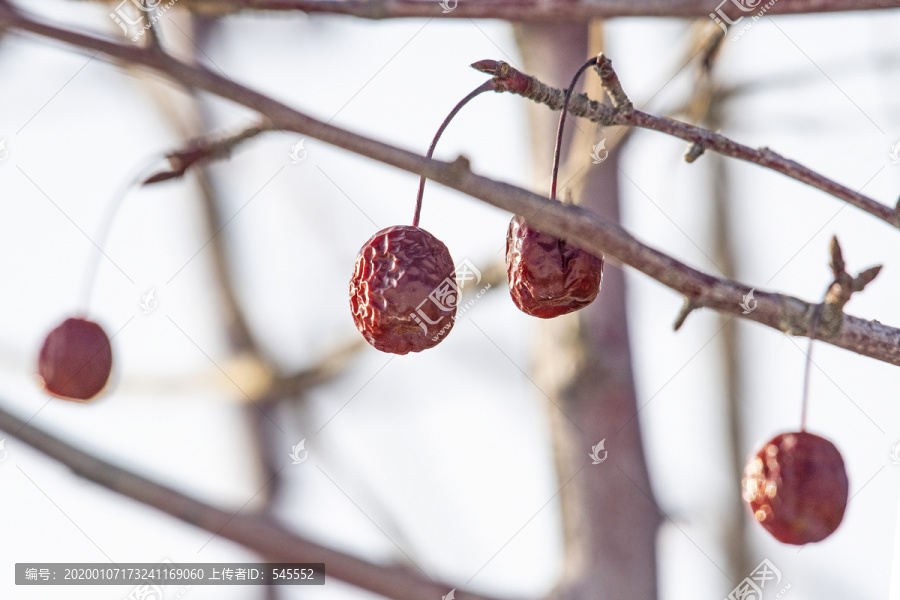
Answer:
[
  {"xmin": 829, "ymin": 236, "xmax": 845, "ymax": 278},
  {"xmin": 852, "ymin": 265, "xmax": 882, "ymax": 292},
  {"xmin": 470, "ymin": 60, "xmax": 507, "ymax": 77}
]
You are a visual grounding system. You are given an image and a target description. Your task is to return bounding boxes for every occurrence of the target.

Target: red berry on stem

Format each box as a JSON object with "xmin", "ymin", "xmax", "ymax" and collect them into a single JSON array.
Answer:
[
  {"xmin": 506, "ymin": 216, "xmax": 604, "ymax": 318},
  {"xmin": 506, "ymin": 56, "xmax": 605, "ymax": 318},
  {"xmin": 38, "ymin": 318, "xmax": 113, "ymax": 401},
  {"xmin": 350, "ymin": 225, "xmax": 457, "ymax": 355},
  {"xmin": 743, "ymin": 431, "xmax": 848, "ymax": 545},
  {"xmin": 347, "ymin": 82, "xmax": 490, "ymax": 353}
]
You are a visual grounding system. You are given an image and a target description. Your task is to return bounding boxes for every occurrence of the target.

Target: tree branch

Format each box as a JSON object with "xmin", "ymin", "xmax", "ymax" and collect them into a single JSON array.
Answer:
[
  {"xmin": 172, "ymin": 0, "xmax": 900, "ymax": 20},
  {"xmin": 2, "ymin": 4, "xmax": 900, "ymax": 366},
  {"xmin": 0, "ymin": 403, "xmax": 512, "ymax": 600},
  {"xmin": 472, "ymin": 57, "xmax": 898, "ymax": 229}
]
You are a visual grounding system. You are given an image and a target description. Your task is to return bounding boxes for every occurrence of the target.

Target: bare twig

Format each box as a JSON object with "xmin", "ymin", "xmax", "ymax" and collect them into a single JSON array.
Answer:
[
  {"xmin": 472, "ymin": 58, "xmax": 898, "ymax": 229},
  {"xmin": 0, "ymin": 403, "xmax": 515, "ymax": 600},
  {"xmin": 267, "ymin": 338, "xmax": 367, "ymax": 399},
  {"xmin": 593, "ymin": 54, "xmax": 631, "ymax": 112},
  {"xmin": 2, "ymin": 7, "xmax": 900, "ymax": 365},
  {"xmin": 818, "ymin": 236, "xmax": 882, "ymax": 338},
  {"xmin": 672, "ymin": 298, "xmax": 699, "ymax": 331},
  {"xmin": 144, "ymin": 121, "xmax": 274, "ymax": 184},
  {"xmin": 170, "ymin": 0, "xmax": 900, "ymax": 20}
]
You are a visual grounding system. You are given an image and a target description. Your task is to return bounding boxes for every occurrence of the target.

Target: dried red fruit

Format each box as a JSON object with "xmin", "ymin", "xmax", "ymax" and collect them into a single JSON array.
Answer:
[
  {"xmin": 503, "ymin": 56, "xmax": 605, "ymax": 319},
  {"xmin": 743, "ymin": 431, "xmax": 848, "ymax": 545},
  {"xmin": 506, "ymin": 216, "xmax": 604, "ymax": 318},
  {"xmin": 38, "ymin": 318, "xmax": 113, "ymax": 401},
  {"xmin": 350, "ymin": 225, "xmax": 457, "ymax": 354}
]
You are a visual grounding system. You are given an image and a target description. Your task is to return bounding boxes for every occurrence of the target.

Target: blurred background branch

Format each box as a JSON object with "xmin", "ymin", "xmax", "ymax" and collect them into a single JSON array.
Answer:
[
  {"xmin": 164, "ymin": 0, "xmax": 900, "ymax": 20},
  {"xmin": 0, "ymin": 402, "xmax": 519, "ymax": 600}
]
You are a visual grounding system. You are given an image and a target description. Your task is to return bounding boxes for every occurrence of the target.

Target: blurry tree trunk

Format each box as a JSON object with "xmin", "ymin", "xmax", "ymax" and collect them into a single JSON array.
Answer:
[
  {"xmin": 708, "ymin": 127, "xmax": 751, "ymax": 583},
  {"xmin": 677, "ymin": 33, "xmax": 751, "ymax": 581},
  {"xmin": 514, "ymin": 24, "xmax": 660, "ymax": 600}
]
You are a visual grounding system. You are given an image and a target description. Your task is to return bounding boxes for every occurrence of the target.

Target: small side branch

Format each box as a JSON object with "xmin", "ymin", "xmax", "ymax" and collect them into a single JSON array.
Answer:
[
  {"xmin": 594, "ymin": 54, "xmax": 631, "ymax": 112},
  {"xmin": 673, "ymin": 298, "xmax": 698, "ymax": 331},
  {"xmin": 144, "ymin": 121, "xmax": 274, "ymax": 184}
]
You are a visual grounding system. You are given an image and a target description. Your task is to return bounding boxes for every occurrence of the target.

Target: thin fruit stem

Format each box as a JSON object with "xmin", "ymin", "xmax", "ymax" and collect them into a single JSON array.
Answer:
[
  {"xmin": 78, "ymin": 159, "xmax": 168, "ymax": 315},
  {"xmin": 412, "ymin": 80, "xmax": 493, "ymax": 228},
  {"xmin": 800, "ymin": 302, "xmax": 824, "ymax": 432},
  {"xmin": 550, "ymin": 56, "xmax": 600, "ymax": 201}
]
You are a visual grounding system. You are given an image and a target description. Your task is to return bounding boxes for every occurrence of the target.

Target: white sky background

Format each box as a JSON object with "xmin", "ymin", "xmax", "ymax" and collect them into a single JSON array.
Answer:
[{"xmin": 1, "ymin": 2, "xmax": 900, "ymax": 600}]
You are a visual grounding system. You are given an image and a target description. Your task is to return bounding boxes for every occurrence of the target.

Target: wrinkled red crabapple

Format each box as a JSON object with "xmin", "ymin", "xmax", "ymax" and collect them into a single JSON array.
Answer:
[
  {"xmin": 506, "ymin": 216, "xmax": 604, "ymax": 318},
  {"xmin": 349, "ymin": 225, "xmax": 457, "ymax": 355}
]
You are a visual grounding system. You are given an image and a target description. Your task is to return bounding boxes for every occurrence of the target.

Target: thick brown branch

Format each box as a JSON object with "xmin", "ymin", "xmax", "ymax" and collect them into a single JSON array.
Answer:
[
  {"xmin": 2, "ymin": 6, "xmax": 900, "ymax": 366},
  {"xmin": 473, "ymin": 59, "xmax": 898, "ymax": 229},
  {"xmin": 174, "ymin": 0, "xmax": 900, "ymax": 20},
  {"xmin": 0, "ymin": 404, "xmax": 512, "ymax": 600}
]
